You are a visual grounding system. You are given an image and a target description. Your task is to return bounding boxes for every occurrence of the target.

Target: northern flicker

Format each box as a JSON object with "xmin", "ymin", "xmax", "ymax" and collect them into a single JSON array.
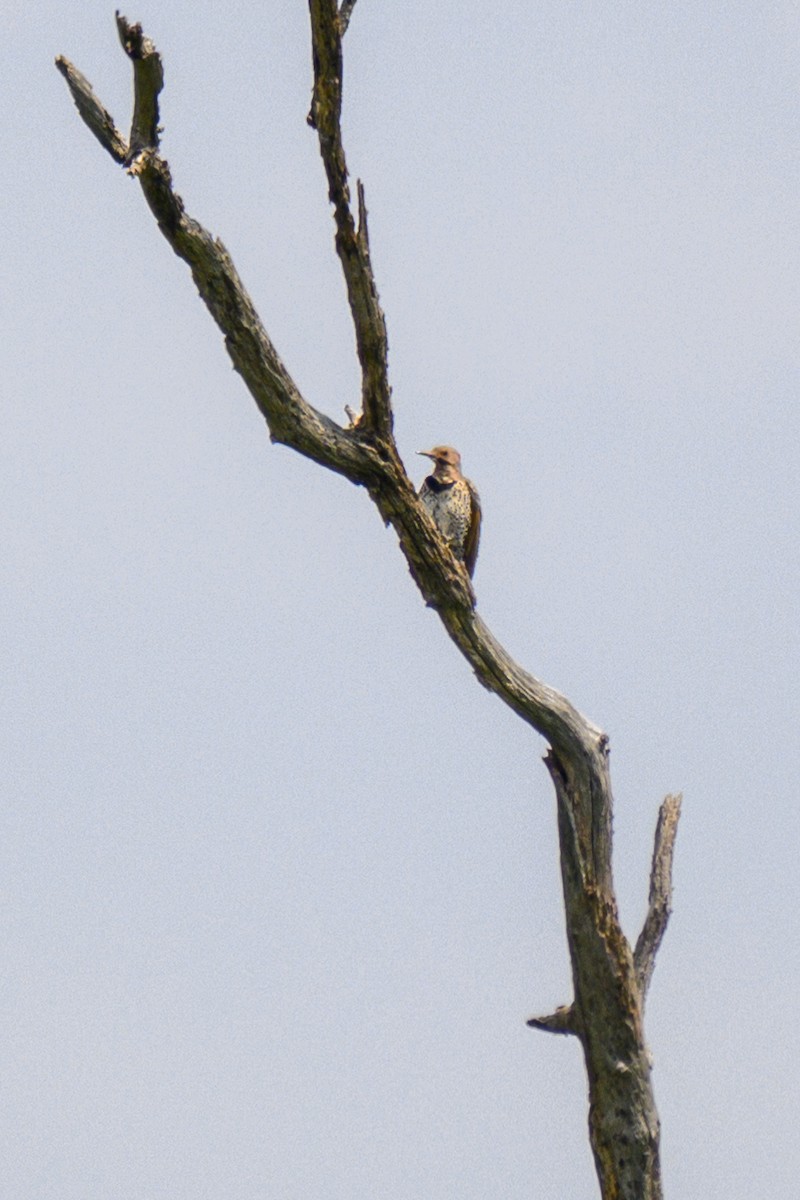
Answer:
[{"xmin": 418, "ymin": 446, "xmax": 482, "ymax": 576}]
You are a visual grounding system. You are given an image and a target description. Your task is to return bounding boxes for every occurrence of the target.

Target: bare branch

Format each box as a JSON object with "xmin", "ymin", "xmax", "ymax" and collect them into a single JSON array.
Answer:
[
  {"xmin": 526, "ymin": 1004, "xmax": 578, "ymax": 1036},
  {"xmin": 115, "ymin": 13, "xmax": 163, "ymax": 163},
  {"xmin": 58, "ymin": 17, "xmax": 377, "ymax": 487},
  {"xmin": 55, "ymin": 57, "xmax": 128, "ymax": 163},
  {"xmin": 131, "ymin": 156, "xmax": 375, "ymax": 481},
  {"xmin": 634, "ymin": 793, "xmax": 683, "ymax": 999},
  {"xmin": 338, "ymin": 0, "xmax": 359, "ymax": 36},
  {"xmin": 308, "ymin": 0, "xmax": 392, "ymax": 440}
]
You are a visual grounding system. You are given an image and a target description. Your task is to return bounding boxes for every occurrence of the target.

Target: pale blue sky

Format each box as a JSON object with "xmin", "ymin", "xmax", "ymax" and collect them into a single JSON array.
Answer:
[{"xmin": 3, "ymin": 2, "xmax": 799, "ymax": 1196}]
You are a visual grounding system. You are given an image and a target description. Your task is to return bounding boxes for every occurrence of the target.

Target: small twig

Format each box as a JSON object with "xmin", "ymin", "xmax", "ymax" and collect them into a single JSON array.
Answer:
[
  {"xmin": 338, "ymin": 0, "xmax": 358, "ymax": 36},
  {"xmin": 634, "ymin": 793, "xmax": 682, "ymax": 999},
  {"xmin": 54, "ymin": 57, "xmax": 128, "ymax": 163},
  {"xmin": 526, "ymin": 1004, "xmax": 578, "ymax": 1037},
  {"xmin": 356, "ymin": 179, "xmax": 369, "ymax": 250}
]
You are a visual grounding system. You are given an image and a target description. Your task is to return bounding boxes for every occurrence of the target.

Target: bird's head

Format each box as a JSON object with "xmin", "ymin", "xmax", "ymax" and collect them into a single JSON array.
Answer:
[{"xmin": 417, "ymin": 445, "xmax": 462, "ymax": 481}]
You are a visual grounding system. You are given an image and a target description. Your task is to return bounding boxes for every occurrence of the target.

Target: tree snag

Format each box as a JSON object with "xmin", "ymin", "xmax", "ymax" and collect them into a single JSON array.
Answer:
[{"xmin": 56, "ymin": 9, "xmax": 682, "ymax": 1198}]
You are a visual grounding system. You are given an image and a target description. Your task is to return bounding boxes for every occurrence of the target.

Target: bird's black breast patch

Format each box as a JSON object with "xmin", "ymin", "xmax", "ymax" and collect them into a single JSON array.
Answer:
[{"xmin": 423, "ymin": 476, "xmax": 453, "ymax": 493}]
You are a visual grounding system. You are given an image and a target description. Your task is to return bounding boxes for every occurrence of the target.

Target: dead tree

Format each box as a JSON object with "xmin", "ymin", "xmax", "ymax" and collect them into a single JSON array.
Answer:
[{"xmin": 56, "ymin": 8, "xmax": 681, "ymax": 1197}]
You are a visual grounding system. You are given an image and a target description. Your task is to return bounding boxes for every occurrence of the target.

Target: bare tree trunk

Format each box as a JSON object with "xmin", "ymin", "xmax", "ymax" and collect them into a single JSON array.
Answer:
[{"xmin": 56, "ymin": 9, "xmax": 682, "ymax": 1197}]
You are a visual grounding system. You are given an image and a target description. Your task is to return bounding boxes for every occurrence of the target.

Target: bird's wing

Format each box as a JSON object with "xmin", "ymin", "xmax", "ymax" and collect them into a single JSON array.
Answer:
[{"xmin": 463, "ymin": 480, "xmax": 482, "ymax": 577}]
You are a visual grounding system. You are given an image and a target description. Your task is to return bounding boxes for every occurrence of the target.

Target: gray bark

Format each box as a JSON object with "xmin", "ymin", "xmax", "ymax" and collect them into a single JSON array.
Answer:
[{"xmin": 56, "ymin": 9, "xmax": 682, "ymax": 1198}]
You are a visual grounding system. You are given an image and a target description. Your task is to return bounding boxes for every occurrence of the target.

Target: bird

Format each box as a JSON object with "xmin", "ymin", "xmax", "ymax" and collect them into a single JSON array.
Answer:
[{"xmin": 417, "ymin": 445, "xmax": 481, "ymax": 577}]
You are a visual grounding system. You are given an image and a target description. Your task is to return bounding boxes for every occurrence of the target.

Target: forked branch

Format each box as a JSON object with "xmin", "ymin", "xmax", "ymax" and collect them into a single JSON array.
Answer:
[{"xmin": 57, "ymin": 21, "xmax": 376, "ymax": 485}]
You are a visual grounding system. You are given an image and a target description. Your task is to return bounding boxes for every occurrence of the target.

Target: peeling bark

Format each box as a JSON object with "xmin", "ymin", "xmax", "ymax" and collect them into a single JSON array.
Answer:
[{"xmin": 56, "ymin": 10, "xmax": 682, "ymax": 1198}]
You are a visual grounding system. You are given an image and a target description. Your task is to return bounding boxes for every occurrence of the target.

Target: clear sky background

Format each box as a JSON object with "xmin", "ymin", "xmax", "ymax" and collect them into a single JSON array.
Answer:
[{"xmin": 3, "ymin": 2, "xmax": 798, "ymax": 1196}]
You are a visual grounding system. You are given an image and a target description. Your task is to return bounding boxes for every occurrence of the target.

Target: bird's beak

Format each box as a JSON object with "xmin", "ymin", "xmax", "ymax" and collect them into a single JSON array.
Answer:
[{"xmin": 417, "ymin": 450, "xmax": 434, "ymax": 459}]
